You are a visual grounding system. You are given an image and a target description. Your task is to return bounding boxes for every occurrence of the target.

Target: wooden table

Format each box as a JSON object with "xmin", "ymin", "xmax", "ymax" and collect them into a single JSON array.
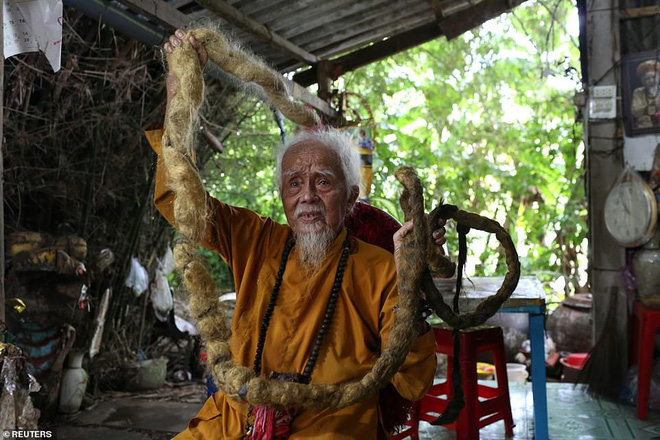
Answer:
[{"xmin": 434, "ymin": 276, "xmax": 548, "ymax": 440}]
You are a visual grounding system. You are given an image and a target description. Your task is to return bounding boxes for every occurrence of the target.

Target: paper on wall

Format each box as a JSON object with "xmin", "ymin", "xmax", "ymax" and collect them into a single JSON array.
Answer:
[
  {"xmin": 624, "ymin": 133, "xmax": 660, "ymax": 171},
  {"xmin": 3, "ymin": 0, "xmax": 63, "ymax": 72}
]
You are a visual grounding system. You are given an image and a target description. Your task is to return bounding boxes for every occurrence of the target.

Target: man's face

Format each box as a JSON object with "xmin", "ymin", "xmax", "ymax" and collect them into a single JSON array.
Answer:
[
  {"xmin": 281, "ymin": 140, "xmax": 356, "ymax": 236},
  {"xmin": 642, "ymin": 71, "xmax": 660, "ymax": 89}
]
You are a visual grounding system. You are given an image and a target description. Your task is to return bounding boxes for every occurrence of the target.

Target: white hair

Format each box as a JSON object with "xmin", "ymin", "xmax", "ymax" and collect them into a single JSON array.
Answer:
[{"xmin": 276, "ymin": 128, "xmax": 362, "ymax": 199}]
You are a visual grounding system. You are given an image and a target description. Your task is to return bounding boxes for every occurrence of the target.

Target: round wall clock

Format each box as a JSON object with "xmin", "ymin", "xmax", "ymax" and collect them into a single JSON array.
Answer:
[{"xmin": 604, "ymin": 179, "xmax": 657, "ymax": 247}]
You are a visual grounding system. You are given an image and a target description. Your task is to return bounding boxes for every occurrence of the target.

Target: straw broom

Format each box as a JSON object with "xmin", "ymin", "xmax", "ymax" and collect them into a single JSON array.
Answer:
[{"xmin": 578, "ymin": 286, "xmax": 627, "ymax": 400}]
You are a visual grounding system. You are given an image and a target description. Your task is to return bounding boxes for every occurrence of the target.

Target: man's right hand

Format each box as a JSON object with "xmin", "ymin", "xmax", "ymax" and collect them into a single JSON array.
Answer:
[
  {"xmin": 163, "ymin": 29, "xmax": 209, "ymax": 116},
  {"xmin": 164, "ymin": 29, "xmax": 208, "ymax": 68}
]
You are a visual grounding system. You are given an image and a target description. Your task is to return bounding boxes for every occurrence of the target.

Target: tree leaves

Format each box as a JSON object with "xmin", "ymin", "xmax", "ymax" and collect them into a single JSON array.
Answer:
[
  {"xmin": 341, "ymin": 0, "xmax": 585, "ymax": 299},
  {"xmin": 200, "ymin": 0, "xmax": 585, "ymax": 301}
]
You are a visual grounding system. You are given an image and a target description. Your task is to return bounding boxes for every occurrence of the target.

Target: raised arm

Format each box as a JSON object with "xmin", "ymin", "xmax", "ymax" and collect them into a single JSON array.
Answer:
[
  {"xmin": 163, "ymin": 30, "xmax": 209, "ymax": 131},
  {"xmin": 148, "ymin": 125, "xmax": 247, "ymax": 262},
  {"xmin": 149, "ymin": 30, "xmax": 268, "ymax": 264}
]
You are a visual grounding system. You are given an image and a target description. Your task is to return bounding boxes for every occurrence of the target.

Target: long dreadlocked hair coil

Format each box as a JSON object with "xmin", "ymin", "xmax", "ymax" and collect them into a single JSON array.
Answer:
[
  {"xmin": 419, "ymin": 204, "xmax": 521, "ymax": 331},
  {"xmin": 397, "ymin": 171, "xmax": 521, "ymax": 426},
  {"xmin": 161, "ymin": 28, "xmax": 431, "ymax": 409}
]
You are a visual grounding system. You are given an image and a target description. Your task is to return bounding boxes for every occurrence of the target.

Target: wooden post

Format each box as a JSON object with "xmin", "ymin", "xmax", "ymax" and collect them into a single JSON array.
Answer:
[
  {"xmin": 0, "ymin": 0, "xmax": 6, "ymax": 335},
  {"xmin": 316, "ymin": 60, "xmax": 332, "ymax": 103},
  {"xmin": 137, "ymin": 287, "xmax": 149, "ymax": 352},
  {"xmin": 585, "ymin": 0, "xmax": 625, "ymax": 341}
]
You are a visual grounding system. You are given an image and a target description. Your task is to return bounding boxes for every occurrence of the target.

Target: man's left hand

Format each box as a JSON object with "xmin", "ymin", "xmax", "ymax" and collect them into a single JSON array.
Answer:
[
  {"xmin": 432, "ymin": 218, "xmax": 447, "ymax": 246},
  {"xmin": 393, "ymin": 218, "xmax": 447, "ymax": 258}
]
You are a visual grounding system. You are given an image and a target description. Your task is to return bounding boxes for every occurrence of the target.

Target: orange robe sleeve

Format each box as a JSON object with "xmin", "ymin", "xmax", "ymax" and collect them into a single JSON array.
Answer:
[
  {"xmin": 145, "ymin": 127, "xmax": 287, "ymax": 287},
  {"xmin": 146, "ymin": 126, "xmax": 231, "ymax": 254}
]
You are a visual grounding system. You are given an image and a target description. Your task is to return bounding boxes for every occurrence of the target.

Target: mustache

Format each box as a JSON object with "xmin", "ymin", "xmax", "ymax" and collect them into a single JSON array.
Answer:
[{"xmin": 294, "ymin": 204, "xmax": 326, "ymax": 219}]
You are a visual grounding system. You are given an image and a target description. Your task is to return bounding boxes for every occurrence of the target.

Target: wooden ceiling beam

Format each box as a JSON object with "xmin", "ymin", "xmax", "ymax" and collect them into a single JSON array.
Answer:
[
  {"xmin": 313, "ymin": 15, "xmax": 434, "ymax": 58},
  {"xmin": 436, "ymin": 0, "xmax": 527, "ymax": 40},
  {"xmin": 193, "ymin": 0, "xmax": 320, "ymax": 65},
  {"xmin": 311, "ymin": 13, "xmax": 433, "ymax": 55},
  {"xmin": 620, "ymin": 5, "xmax": 660, "ymax": 20},
  {"xmin": 283, "ymin": 78, "xmax": 335, "ymax": 117},
  {"xmin": 291, "ymin": 0, "xmax": 527, "ymax": 85},
  {"xmin": 115, "ymin": 0, "xmax": 188, "ymax": 28},
  {"xmin": 427, "ymin": 0, "xmax": 445, "ymax": 24},
  {"xmin": 168, "ymin": 0, "xmax": 196, "ymax": 9},
  {"xmin": 292, "ymin": 22, "xmax": 442, "ymax": 87},
  {"xmin": 114, "ymin": 0, "xmax": 333, "ymax": 116}
]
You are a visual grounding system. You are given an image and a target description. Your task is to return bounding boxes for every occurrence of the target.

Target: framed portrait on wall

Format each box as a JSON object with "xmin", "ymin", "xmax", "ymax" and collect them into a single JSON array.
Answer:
[{"xmin": 622, "ymin": 50, "xmax": 660, "ymax": 137}]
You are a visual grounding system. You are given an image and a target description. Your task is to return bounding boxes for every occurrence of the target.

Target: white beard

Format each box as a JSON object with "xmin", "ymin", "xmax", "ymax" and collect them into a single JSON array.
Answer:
[
  {"xmin": 295, "ymin": 228, "xmax": 336, "ymax": 274},
  {"xmin": 293, "ymin": 204, "xmax": 337, "ymax": 274}
]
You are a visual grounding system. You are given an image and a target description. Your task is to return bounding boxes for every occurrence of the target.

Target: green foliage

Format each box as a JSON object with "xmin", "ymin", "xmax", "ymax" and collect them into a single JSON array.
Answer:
[
  {"xmin": 341, "ymin": 0, "xmax": 585, "ymax": 302},
  {"xmin": 203, "ymin": 99, "xmax": 290, "ymax": 225},
  {"xmin": 200, "ymin": 0, "xmax": 586, "ymax": 301}
]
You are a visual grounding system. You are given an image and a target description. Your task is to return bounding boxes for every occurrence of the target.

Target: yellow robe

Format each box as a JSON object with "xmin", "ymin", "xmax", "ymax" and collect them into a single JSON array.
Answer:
[{"xmin": 146, "ymin": 129, "xmax": 436, "ymax": 439}]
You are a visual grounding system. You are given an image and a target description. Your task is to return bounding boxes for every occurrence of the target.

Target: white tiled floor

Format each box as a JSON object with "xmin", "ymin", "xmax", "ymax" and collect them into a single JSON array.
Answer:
[{"xmin": 416, "ymin": 382, "xmax": 660, "ymax": 439}]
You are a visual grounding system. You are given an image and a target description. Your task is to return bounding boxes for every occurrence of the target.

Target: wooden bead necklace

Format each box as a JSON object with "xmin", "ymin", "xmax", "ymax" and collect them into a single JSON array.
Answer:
[{"xmin": 253, "ymin": 231, "xmax": 351, "ymax": 384}]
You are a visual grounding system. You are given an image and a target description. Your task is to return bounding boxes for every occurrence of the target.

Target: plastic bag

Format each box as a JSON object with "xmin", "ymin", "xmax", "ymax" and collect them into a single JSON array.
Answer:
[
  {"xmin": 150, "ymin": 247, "xmax": 177, "ymax": 321},
  {"xmin": 150, "ymin": 272, "xmax": 173, "ymax": 321},
  {"xmin": 94, "ymin": 248, "xmax": 115, "ymax": 272},
  {"xmin": 0, "ymin": 347, "xmax": 40, "ymax": 431},
  {"xmin": 0, "ymin": 357, "xmax": 18, "ymax": 430},
  {"xmin": 158, "ymin": 247, "xmax": 176, "ymax": 276},
  {"xmin": 521, "ymin": 334, "xmax": 556, "ymax": 361},
  {"xmin": 621, "ymin": 360, "xmax": 660, "ymax": 409},
  {"xmin": 174, "ymin": 315, "xmax": 198, "ymax": 335},
  {"xmin": 124, "ymin": 257, "xmax": 149, "ymax": 297}
]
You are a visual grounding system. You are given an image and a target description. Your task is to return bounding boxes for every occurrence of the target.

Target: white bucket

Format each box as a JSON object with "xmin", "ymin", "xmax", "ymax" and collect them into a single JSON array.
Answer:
[{"xmin": 506, "ymin": 363, "xmax": 529, "ymax": 383}]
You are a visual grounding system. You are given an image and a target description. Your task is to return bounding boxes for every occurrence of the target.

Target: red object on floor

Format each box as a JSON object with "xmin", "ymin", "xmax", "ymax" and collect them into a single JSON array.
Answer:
[
  {"xmin": 566, "ymin": 353, "xmax": 589, "ymax": 369},
  {"xmin": 393, "ymin": 326, "xmax": 514, "ymax": 440},
  {"xmin": 561, "ymin": 352, "xmax": 589, "ymax": 369},
  {"xmin": 630, "ymin": 301, "xmax": 660, "ymax": 419}
]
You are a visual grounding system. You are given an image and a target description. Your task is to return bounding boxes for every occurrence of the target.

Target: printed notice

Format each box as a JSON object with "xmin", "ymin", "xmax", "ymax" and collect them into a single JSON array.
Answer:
[{"xmin": 3, "ymin": 0, "xmax": 63, "ymax": 72}]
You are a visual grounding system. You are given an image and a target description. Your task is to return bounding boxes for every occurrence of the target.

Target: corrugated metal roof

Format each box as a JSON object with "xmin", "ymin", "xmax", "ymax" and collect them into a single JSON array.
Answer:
[
  {"xmin": 105, "ymin": 0, "xmax": 525, "ymax": 113},
  {"xmin": 146, "ymin": 0, "xmax": 524, "ymax": 74}
]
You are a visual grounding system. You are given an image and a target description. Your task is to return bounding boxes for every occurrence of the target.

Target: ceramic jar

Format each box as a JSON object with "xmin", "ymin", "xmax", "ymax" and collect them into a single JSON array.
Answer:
[
  {"xmin": 546, "ymin": 293, "xmax": 592, "ymax": 353},
  {"xmin": 58, "ymin": 352, "xmax": 88, "ymax": 413},
  {"xmin": 634, "ymin": 228, "xmax": 660, "ymax": 307},
  {"xmin": 123, "ymin": 357, "xmax": 168, "ymax": 391}
]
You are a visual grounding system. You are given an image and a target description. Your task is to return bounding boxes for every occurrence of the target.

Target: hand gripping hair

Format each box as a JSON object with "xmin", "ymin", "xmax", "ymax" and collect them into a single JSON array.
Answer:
[{"xmin": 161, "ymin": 28, "xmax": 520, "ymax": 419}]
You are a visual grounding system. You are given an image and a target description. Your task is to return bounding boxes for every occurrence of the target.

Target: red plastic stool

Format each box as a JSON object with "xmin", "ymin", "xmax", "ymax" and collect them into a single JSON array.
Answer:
[
  {"xmin": 390, "ymin": 403, "xmax": 420, "ymax": 440},
  {"xmin": 399, "ymin": 326, "xmax": 514, "ymax": 440},
  {"xmin": 630, "ymin": 300, "xmax": 660, "ymax": 419}
]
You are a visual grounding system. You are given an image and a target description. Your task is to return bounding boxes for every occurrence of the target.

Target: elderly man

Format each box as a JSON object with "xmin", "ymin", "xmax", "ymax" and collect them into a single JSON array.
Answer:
[
  {"xmin": 632, "ymin": 59, "xmax": 660, "ymax": 128},
  {"xmin": 148, "ymin": 30, "xmax": 447, "ymax": 439}
]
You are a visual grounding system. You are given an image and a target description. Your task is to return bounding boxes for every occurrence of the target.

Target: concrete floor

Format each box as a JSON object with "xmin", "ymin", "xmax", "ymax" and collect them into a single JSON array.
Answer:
[
  {"xmin": 56, "ymin": 399, "xmax": 200, "ymax": 439},
  {"xmin": 52, "ymin": 382, "xmax": 207, "ymax": 440},
  {"xmin": 50, "ymin": 381, "xmax": 660, "ymax": 439}
]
